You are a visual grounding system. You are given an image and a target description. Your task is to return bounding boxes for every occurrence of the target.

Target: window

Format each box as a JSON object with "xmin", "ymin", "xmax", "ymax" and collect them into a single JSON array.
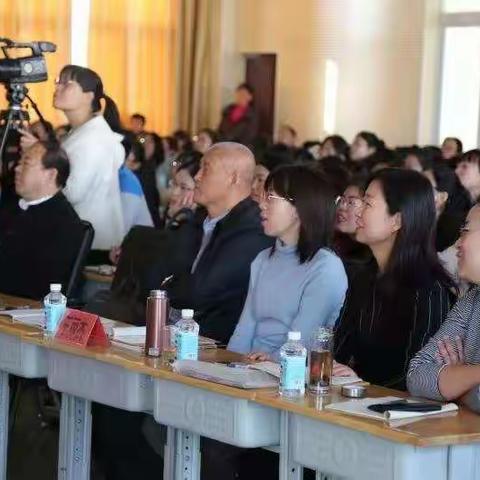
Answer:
[
  {"xmin": 443, "ymin": 0, "xmax": 480, "ymax": 13},
  {"xmin": 438, "ymin": 27, "xmax": 480, "ymax": 149}
]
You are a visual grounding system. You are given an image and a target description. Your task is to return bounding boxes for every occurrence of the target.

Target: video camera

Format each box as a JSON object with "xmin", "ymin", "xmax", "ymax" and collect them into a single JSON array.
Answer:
[
  {"xmin": 0, "ymin": 38, "xmax": 57, "ymax": 183},
  {"xmin": 0, "ymin": 37, "xmax": 56, "ymax": 85}
]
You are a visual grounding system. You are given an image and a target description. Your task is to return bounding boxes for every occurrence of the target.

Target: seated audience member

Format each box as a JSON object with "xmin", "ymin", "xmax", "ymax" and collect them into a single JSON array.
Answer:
[
  {"xmin": 218, "ymin": 83, "xmax": 259, "ymax": 147},
  {"xmin": 348, "ymin": 131, "xmax": 385, "ymax": 176},
  {"xmin": 407, "ymin": 203, "xmax": 480, "ymax": 412},
  {"xmin": 303, "ymin": 140, "xmax": 322, "ymax": 161},
  {"xmin": 129, "ymin": 113, "xmax": 146, "ymax": 137},
  {"xmin": 167, "ymin": 142, "xmax": 273, "ymax": 344},
  {"xmin": 165, "ymin": 150, "xmax": 202, "ymax": 225},
  {"xmin": 228, "ymin": 165, "xmax": 347, "ymax": 359},
  {"xmin": 334, "ymin": 178, "xmax": 371, "ymax": 279},
  {"xmin": 126, "ymin": 140, "xmax": 161, "ymax": 227},
  {"xmin": 334, "ymin": 169, "xmax": 455, "ymax": 390},
  {"xmin": 442, "ymin": 136, "xmax": 463, "ymax": 164},
  {"xmin": 0, "ymin": 142, "xmax": 84, "ymax": 299},
  {"xmin": 424, "ymin": 165, "xmax": 467, "ymax": 251},
  {"xmin": 173, "ymin": 129, "xmax": 194, "ymax": 153},
  {"xmin": 456, "ymin": 149, "xmax": 480, "ymax": 206},
  {"xmin": 403, "ymin": 147, "xmax": 434, "ymax": 172},
  {"xmin": 194, "ymin": 128, "xmax": 218, "ymax": 154},
  {"xmin": 320, "ymin": 156, "xmax": 351, "ymax": 196},
  {"xmin": 320, "ymin": 134, "xmax": 349, "ymax": 162},
  {"xmin": 251, "ymin": 145, "xmax": 296, "ymax": 203},
  {"xmin": 276, "ymin": 124, "xmax": 297, "ymax": 149},
  {"xmin": 118, "ymin": 165, "xmax": 153, "ymax": 232}
]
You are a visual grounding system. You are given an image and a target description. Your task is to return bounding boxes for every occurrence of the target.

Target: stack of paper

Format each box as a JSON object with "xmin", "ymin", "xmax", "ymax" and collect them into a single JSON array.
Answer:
[
  {"xmin": 325, "ymin": 396, "xmax": 458, "ymax": 421},
  {"xmin": 173, "ymin": 360, "xmax": 278, "ymax": 389},
  {"xmin": 3, "ymin": 309, "xmax": 45, "ymax": 328}
]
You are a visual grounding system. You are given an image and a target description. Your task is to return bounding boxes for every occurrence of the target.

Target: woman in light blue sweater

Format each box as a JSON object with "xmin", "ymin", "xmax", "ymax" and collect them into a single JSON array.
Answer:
[{"xmin": 228, "ymin": 165, "xmax": 348, "ymax": 360}]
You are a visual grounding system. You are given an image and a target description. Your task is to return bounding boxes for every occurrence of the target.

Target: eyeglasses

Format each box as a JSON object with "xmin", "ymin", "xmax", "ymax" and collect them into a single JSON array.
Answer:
[
  {"xmin": 266, "ymin": 193, "xmax": 294, "ymax": 204},
  {"xmin": 336, "ymin": 195, "xmax": 364, "ymax": 209}
]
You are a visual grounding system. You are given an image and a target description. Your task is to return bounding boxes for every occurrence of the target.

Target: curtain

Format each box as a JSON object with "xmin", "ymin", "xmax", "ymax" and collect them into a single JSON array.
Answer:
[
  {"xmin": 0, "ymin": 0, "xmax": 71, "ymax": 125},
  {"xmin": 88, "ymin": 0, "xmax": 178, "ymax": 135},
  {"xmin": 176, "ymin": 0, "xmax": 222, "ymax": 134}
]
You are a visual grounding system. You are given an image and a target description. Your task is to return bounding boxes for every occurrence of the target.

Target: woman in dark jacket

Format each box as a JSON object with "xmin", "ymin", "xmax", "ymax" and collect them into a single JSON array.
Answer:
[
  {"xmin": 217, "ymin": 83, "xmax": 259, "ymax": 147},
  {"xmin": 334, "ymin": 169, "xmax": 456, "ymax": 390}
]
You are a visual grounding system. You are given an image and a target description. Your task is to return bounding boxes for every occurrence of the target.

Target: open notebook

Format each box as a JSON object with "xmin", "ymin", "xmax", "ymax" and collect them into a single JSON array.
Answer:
[{"xmin": 325, "ymin": 396, "xmax": 458, "ymax": 421}]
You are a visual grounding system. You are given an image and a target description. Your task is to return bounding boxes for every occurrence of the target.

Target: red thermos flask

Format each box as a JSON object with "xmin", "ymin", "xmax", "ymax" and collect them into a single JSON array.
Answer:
[{"xmin": 145, "ymin": 290, "xmax": 169, "ymax": 357}]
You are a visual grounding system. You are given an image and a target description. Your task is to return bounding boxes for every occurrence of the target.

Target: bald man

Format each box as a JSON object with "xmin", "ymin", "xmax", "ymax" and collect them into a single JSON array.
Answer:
[{"xmin": 167, "ymin": 142, "xmax": 273, "ymax": 344}]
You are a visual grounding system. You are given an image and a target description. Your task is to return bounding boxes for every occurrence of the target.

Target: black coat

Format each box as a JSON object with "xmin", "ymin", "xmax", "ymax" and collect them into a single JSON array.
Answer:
[
  {"xmin": 168, "ymin": 197, "xmax": 273, "ymax": 345},
  {"xmin": 217, "ymin": 104, "xmax": 259, "ymax": 147},
  {"xmin": 0, "ymin": 192, "xmax": 84, "ymax": 300}
]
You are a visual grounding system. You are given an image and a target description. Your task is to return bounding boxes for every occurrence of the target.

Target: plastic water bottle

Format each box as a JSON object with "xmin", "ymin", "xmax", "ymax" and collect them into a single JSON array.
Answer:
[
  {"xmin": 44, "ymin": 283, "xmax": 67, "ymax": 337},
  {"xmin": 279, "ymin": 331, "xmax": 307, "ymax": 397},
  {"xmin": 175, "ymin": 309, "xmax": 199, "ymax": 360}
]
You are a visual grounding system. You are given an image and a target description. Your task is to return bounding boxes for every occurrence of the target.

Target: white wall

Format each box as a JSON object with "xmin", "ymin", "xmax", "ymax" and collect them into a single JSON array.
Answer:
[{"xmin": 219, "ymin": 0, "xmax": 427, "ymax": 147}]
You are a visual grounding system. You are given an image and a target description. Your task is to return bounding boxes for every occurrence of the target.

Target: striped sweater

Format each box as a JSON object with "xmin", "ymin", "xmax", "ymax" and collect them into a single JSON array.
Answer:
[
  {"xmin": 407, "ymin": 286, "xmax": 480, "ymax": 410},
  {"xmin": 334, "ymin": 263, "xmax": 453, "ymax": 390}
]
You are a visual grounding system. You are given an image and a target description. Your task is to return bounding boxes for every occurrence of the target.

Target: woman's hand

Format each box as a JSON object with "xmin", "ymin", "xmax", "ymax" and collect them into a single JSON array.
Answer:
[
  {"xmin": 17, "ymin": 127, "xmax": 39, "ymax": 151},
  {"xmin": 332, "ymin": 361, "xmax": 357, "ymax": 377},
  {"xmin": 167, "ymin": 190, "xmax": 196, "ymax": 218},
  {"xmin": 247, "ymin": 352, "xmax": 271, "ymax": 362},
  {"xmin": 436, "ymin": 335, "xmax": 465, "ymax": 366}
]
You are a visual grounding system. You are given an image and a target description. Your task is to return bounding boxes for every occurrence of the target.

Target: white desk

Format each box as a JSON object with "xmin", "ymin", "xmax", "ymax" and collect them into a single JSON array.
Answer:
[
  {"xmin": 0, "ymin": 296, "xmax": 45, "ymax": 480},
  {"xmin": 255, "ymin": 388, "xmax": 480, "ymax": 480},
  {"xmin": 153, "ymin": 378, "xmax": 279, "ymax": 480}
]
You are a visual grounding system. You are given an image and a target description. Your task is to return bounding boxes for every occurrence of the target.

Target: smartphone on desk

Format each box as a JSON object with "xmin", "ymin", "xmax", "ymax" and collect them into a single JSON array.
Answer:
[{"xmin": 368, "ymin": 400, "xmax": 442, "ymax": 413}]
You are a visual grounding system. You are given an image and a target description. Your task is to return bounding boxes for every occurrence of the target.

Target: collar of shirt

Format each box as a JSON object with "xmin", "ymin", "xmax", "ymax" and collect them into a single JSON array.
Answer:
[
  {"xmin": 202, "ymin": 212, "xmax": 229, "ymax": 236},
  {"xmin": 18, "ymin": 195, "xmax": 54, "ymax": 211}
]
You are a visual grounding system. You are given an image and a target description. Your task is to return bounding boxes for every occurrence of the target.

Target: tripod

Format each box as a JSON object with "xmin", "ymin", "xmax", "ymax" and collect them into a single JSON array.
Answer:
[{"xmin": 0, "ymin": 83, "xmax": 30, "ymax": 180}]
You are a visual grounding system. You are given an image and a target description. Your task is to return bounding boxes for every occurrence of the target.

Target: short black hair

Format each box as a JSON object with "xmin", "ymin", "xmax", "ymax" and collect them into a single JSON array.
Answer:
[
  {"xmin": 444, "ymin": 137, "xmax": 463, "ymax": 155},
  {"xmin": 236, "ymin": 82, "xmax": 254, "ymax": 96},
  {"xmin": 131, "ymin": 113, "xmax": 146, "ymax": 125},
  {"xmin": 258, "ymin": 144, "xmax": 296, "ymax": 172},
  {"xmin": 265, "ymin": 165, "xmax": 336, "ymax": 263},
  {"xmin": 39, "ymin": 140, "xmax": 70, "ymax": 188},
  {"xmin": 176, "ymin": 150, "xmax": 203, "ymax": 178}
]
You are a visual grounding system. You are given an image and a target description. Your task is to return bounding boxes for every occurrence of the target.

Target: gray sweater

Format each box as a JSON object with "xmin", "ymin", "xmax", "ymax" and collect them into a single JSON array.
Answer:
[{"xmin": 228, "ymin": 241, "xmax": 348, "ymax": 359}]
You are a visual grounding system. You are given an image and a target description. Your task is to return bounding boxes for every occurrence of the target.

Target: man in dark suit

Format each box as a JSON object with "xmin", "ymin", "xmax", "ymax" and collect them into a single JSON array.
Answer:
[
  {"xmin": 0, "ymin": 141, "xmax": 84, "ymax": 299},
  {"xmin": 168, "ymin": 141, "xmax": 273, "ymax": 345}
]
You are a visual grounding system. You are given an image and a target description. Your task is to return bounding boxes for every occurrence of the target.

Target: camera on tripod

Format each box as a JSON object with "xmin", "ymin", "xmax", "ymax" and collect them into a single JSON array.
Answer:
[
  {"xmin": 0, "ymin": 37, "xmax": 56, "ymax": 85},
  {"xmin": 0, "ymin": 37, "xmax": 57, "ymax": 181}
]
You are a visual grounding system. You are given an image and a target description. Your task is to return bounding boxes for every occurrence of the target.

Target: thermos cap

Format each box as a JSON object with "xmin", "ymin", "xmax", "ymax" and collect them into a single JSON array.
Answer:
[{"xmin": 150, "ymin": 290, "xmax": 167, "ymax": 298}]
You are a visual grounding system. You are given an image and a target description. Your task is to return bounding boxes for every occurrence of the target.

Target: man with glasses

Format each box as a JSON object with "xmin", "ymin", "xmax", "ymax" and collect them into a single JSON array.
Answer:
[
  {"xmin": 167, "ymin": 141, "xmax": 273, "ymax": 345},
  {"xmin": 0, "ymin": 141, "xmax": 84, "ymax": 299}
]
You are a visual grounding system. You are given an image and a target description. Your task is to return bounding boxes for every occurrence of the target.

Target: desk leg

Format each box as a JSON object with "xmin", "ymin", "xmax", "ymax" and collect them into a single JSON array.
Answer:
[
  {"xmin": 0, "ymin": 371, "xmax": 9, "ymax": 480},
  {"xmin": 173, "ymin": 429, "xmax": 200, "ymax": 480},
  {"xmin": 163, "ymin": 426, "xmax": 176, "ymax": 480},
  {"xmin": 280, "ymin": 411, "xmax": 302, "ymax": 480},
  {"xmin": 58, "ymin": 394, "xmax": 91, "ymax": 480}
]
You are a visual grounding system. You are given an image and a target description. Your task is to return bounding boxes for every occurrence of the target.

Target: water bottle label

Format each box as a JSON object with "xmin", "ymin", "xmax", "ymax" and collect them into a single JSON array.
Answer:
[
  {"xmin": 175, "ymin": 331, "xmax": 198, "ymax": 360},
  {"xmin": 280, "ymin": 355, "xmax": 306, "ymax": 393},
  {"xmin": 44, "ymin": 303, "xmax": 66, "ymax": 335}
]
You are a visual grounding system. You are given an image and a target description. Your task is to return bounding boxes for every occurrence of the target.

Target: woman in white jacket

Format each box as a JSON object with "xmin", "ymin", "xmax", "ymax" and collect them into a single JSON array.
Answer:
[{"xmin": 22, "ymin": 65, "xmax": 125, "ymax": 253}]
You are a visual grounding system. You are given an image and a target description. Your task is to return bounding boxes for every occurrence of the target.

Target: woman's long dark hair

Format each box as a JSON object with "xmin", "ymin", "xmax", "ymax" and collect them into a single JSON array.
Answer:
[
  {"xmin": 370, "ymin": 168, "xmax": 455, "ymax": 291},
  {"xmin": 265, "ymin": 165, "xmax": 336, "ymax": 263},
  {"xmin": 59, "ymin": 65, "xmax": 123, "ymax": 134}
]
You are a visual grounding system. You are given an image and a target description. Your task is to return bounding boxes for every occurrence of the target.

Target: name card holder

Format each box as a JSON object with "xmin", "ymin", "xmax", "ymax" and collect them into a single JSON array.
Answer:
[{"xmin": 55, "ymin": 308, "xmax": 110, "ymax": 348}]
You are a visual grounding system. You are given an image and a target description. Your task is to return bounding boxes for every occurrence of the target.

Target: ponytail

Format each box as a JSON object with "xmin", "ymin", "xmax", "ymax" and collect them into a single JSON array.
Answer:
[{"xmin": 102, "ymin": 94, "xmax": 123, "ymax": 134}]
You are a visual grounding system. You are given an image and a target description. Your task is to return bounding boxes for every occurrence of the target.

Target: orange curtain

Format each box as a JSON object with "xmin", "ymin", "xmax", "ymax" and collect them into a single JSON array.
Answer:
[
  {"xmin": 88, "ymin": 0, "xmax": 178, "ymax": 135},
  {"xmin": 0, "ymin": 0, "xmax": 70, "ymax": 125}
]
